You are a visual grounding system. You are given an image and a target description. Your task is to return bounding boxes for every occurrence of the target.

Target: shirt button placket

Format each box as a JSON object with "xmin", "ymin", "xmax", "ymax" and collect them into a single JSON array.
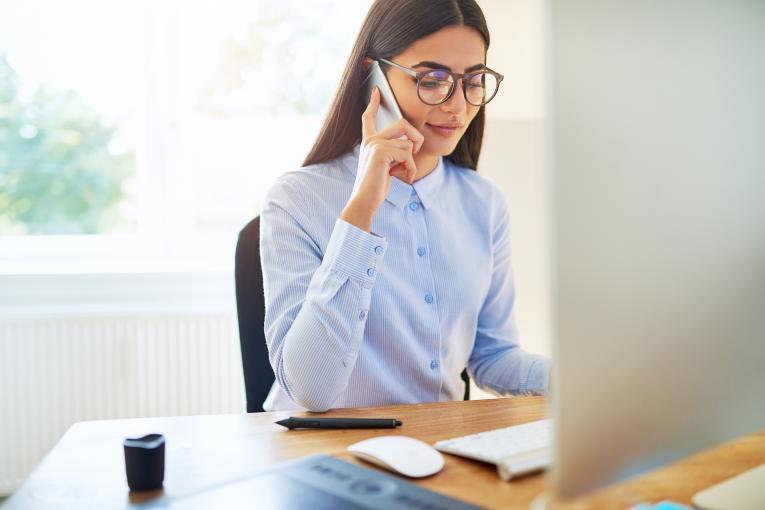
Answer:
[{"xmin": 409, "ymin": 196, "xmax": 439, "ymax": 385}]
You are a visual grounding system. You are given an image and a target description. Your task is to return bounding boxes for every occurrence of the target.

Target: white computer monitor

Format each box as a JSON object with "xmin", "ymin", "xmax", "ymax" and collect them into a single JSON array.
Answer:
[{"xmin": 545, "ymin": 0, "xmax": 765, "ymax": 502}]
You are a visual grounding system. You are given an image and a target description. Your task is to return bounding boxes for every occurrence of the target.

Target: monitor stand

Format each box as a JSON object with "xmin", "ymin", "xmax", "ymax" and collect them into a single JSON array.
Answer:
[{"xmin": 692, "ymin": 462, "xmax": 765, "ymax": 510}]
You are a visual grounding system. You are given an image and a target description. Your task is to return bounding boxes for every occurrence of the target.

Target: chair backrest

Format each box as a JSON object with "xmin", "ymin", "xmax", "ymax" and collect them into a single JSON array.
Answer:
[
  {"xmin": 234, "ymin": 215, "xmax": 470, "ymax": 412},
  {"xmin": 234, "ymin": 216, "xmax": 276, "ymax": 412}
]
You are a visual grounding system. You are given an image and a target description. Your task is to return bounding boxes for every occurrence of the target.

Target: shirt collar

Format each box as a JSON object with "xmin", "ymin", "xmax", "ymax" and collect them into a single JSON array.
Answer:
[
  {"xmin": 412, "ymin": 155, "xmax": 446, "ymax": 210},
  {"xmin": 387, "ymin": 175, "xmax": 413, "ymax": 209},
  {"xmin": 350, "ymin": 144, "xmax": 446, "ymax": 211}
]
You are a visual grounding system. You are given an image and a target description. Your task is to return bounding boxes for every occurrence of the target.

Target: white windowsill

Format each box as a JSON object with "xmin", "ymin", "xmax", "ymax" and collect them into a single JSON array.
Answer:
[
  {"xmin": 0, "ymin": 232, "xmax": 240, "ymax": 273},
  {"xmin": 0, "ymin": 270, "xmax": 238, "ymax": 318},
  {"xmin": 0, "ymin": 234, "xmax": 241, "ymax": 318}
]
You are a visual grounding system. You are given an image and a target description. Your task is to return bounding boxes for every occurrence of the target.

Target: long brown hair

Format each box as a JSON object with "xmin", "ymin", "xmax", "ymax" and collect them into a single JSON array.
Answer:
[{"xmin": 302, "ymin": 0, "xmax": 490, "ymax": 171}]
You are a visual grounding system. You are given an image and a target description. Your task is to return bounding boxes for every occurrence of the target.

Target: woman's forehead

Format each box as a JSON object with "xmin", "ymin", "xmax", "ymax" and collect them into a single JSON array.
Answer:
[{"xmin": 396, "ymin": 26, "xmax": 486, "ymax": 71}]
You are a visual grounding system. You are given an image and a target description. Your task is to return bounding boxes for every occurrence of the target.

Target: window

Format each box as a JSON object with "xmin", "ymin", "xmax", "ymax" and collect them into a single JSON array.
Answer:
[{"xmin": 0, "ymin": 0, "xmax": 371, "ymax": 271}]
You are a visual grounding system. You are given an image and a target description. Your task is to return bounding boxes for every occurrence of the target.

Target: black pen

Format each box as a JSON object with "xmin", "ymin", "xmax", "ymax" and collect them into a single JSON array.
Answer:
[{"xmin": 275, "ymin": 417, "xmax": 403, "ymax": 430}]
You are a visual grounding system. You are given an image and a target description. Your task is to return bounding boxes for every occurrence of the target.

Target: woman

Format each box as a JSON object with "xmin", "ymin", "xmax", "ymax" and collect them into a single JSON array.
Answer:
[{"xmin": 259, "ymin": 0, "xmax": 550, "ymax": 412}]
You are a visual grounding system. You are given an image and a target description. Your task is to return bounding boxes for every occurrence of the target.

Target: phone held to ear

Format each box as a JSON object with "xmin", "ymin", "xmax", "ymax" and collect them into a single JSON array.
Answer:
[{"xmin": 361, "ymin": 60, "xmax": 407, "ymax": 138}]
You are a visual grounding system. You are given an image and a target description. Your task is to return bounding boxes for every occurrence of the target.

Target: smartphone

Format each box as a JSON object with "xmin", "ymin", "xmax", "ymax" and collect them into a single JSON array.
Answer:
[{"xmin": 361, "ymin": 60, "xmax": 405, "ymax": 134}]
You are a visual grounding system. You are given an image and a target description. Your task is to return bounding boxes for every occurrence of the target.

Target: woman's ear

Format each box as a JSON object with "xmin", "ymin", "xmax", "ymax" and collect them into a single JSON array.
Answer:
[{"xmin": 362, "ymin": 57, "xmax": 373, "ymax": 71}]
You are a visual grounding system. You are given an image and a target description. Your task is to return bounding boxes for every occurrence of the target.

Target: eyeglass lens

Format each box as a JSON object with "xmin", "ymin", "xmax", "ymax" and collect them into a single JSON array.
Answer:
[{"xmin": 418, "ymin": 70, "xmax": 499, "ymax": 106}]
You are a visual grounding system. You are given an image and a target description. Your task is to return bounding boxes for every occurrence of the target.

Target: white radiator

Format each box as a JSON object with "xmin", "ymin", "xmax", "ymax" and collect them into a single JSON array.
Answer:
[{"xmin": 0, "ymin": 313, "xmax": 246, "ymax": 496}]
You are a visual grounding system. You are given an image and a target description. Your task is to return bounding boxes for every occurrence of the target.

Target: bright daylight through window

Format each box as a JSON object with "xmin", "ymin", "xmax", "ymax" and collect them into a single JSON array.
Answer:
[{"xmin": 0, "ymin": 0, "xmax": 371, "ymax": 267}]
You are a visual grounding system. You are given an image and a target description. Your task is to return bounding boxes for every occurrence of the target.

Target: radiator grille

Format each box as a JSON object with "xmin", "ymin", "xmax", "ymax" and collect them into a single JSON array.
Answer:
[{"xmin": 0, "ymin": 314, "xmax": 246, "ymax": 495}]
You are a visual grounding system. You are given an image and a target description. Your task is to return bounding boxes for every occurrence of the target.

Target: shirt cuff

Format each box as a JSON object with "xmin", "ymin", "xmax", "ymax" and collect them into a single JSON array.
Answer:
[{"xmin": 322, "ymin": 218, "xmax": 388, "ymax": 288}]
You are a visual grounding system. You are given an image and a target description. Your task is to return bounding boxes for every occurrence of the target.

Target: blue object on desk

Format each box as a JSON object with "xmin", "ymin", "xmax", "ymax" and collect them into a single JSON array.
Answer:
[
  {"xmin": 654, "ymin": 502, "xmax": 693, "ymax": 510},
  {"xmin": 630, "ymin": 502, "xmax": 693, "ymax": 510}
]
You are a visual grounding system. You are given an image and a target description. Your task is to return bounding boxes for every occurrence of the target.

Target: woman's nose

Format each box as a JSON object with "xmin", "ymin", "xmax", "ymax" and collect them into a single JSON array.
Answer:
[{"xmin": 441, "ymin": 80, "xmax": 468, "ymax": 114}]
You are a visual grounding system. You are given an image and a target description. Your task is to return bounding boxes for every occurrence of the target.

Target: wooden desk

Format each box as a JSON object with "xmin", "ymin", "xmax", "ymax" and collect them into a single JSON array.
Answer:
[{"xmin": 5, "ymin": 398, "xmax": 765, "ymax": 509}]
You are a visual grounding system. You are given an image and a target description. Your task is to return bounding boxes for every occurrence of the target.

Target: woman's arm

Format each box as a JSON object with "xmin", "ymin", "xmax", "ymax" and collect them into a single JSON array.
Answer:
[
  {"xmin": 260, "ymin": 88, "xmax": 424, "ymax": 411},
  {"xmin": 467, "ymin": 186, "xmax": 551, "ymax": 396},
  {"xmin": 260, "ymin": 180, "xmax": 387, "ymax": 412}
]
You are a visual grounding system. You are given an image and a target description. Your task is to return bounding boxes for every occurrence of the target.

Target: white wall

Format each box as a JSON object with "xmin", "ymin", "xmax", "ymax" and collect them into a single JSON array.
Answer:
[
  {"xmin": 481, "ymin": 0, "xmax": 546, "ymax": 120},
  {"xmin": 477, "ymin": 0, "xmax": 552, "ymax": 361}
]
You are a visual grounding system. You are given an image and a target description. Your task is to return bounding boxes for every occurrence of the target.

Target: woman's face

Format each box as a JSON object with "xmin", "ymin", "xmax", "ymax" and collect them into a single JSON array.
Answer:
[{"xmin": 377, "ymin": 25, "xmax": 487, "ymax": 159}]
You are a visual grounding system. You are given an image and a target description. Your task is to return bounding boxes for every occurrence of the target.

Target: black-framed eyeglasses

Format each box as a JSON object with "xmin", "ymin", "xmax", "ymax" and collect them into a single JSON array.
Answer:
[{"xmin": 377, "ymin": 57, "xmax": 504, "ymax": 107}]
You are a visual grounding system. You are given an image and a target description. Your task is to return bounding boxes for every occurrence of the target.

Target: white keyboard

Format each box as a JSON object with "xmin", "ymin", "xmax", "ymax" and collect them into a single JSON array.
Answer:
[{"xmin": 433, "ymin": 418, "xmax": 553, "ymax": 481}]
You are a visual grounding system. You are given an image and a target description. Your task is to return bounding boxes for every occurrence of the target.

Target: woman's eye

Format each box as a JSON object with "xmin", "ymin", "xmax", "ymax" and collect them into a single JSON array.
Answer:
[{"xmin": 421, "ymin": 80, "xmax": 450, "ymax": 89}]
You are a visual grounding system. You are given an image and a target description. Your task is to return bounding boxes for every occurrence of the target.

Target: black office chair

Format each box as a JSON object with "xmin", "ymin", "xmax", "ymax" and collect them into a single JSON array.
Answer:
[
  {"xmin": 235, "ymin": 216, "xmax": 277, "ymax": 412},
  {"xmin": 234, "ymin": 216, "xmax": 470, "ymax": 413}
]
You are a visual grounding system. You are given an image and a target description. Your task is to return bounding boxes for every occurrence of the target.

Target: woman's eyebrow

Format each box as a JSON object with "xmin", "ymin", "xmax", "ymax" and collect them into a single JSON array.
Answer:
[{"xmin": 411, "ymin": 61, "xmax": 486, "ymax": 72}]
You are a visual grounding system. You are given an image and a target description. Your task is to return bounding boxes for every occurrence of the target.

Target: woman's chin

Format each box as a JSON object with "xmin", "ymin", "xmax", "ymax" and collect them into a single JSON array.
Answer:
[{"xmin": 422, "ymin": 138, "xmax": 459, "ymax": 156}]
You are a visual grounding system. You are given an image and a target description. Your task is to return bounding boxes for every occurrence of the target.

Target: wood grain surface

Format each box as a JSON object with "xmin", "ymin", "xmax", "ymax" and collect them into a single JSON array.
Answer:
[{"xmin": 4, "ymin": 398, "xmax": 764, "ymax": 509}]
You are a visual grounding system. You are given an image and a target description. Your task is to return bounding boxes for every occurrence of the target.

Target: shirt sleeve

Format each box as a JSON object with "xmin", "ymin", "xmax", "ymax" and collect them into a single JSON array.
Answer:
[
  {"xmin": 467, "ymin": 186, "xmax": 552, "ymax": 396},
  {"xmin": 259, "ymin": 179, "xmax": 387, "ymax": 411}
]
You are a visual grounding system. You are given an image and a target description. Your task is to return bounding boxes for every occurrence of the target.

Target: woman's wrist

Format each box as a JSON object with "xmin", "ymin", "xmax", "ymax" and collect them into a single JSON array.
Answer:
[{"xmin": 340, "ymin": 198, "xmax": 376, "ymax": 232}]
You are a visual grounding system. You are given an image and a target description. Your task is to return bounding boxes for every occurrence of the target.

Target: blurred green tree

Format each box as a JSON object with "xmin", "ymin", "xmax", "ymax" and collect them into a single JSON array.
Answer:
[{"xmin": 0, "ymin": 53, "xmax": 134, "ymax": 234}]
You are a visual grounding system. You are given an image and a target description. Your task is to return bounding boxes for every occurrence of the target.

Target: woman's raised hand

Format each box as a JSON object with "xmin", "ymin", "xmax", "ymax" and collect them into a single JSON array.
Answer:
[{"xmin": 340, "ymin": 87, "xmax": 425, "ymax": 232}]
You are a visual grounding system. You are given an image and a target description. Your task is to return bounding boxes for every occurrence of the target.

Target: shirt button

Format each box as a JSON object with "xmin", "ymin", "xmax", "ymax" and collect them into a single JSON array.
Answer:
[
  {"xmin": 358, "ymin": 310, "xmax": 367, "ymax": 320},
  {"xmin": 408, "ymin": 202, "xmax": 420, "ymax": 211},
  {"xmin": 417, "ymin": 246, "xmax": 426, "ymax": 257},
  {"xmin": 430, "ymin": 359, "xmax": 439, "ymax": 370},
  {"xmin": 366, "ymin": 268, "xmax": 376, "ymax": 277},
  {"xmin": 374, "ymin": 245, "xmax": 384, "ymax": 255},
  {"xmin": 424, "ymin": 293, "xmax": 433, "ymax": 304}
]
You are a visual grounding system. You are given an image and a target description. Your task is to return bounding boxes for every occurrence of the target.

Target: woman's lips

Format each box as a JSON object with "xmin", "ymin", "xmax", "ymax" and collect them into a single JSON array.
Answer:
[{"xmin": 427, "ymin": 123, "xmax": 460, "ymax": 136}]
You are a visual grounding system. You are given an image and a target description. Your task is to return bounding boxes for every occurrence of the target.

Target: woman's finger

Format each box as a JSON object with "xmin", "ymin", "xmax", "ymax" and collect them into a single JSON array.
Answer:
[
  {"xmin": 361, "ymin": 87, "xmax": 380, "ymax": 141},
  {"xmin": 388, "ymin": 147, "xmax": 417, "ymax": 184},
  {"xmin": 377, "ymin": 118, "xmax": 425, "ymax": 154},
  {"xmin": 386, "ymin": 138, "xmax": 414, "ymax": 152}
]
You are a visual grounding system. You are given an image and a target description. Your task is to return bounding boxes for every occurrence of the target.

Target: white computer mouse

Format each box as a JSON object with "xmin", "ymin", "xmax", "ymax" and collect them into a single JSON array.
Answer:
[{"xmin": 347, "ymin": 435, "xmax": 445, "ymax": 478}]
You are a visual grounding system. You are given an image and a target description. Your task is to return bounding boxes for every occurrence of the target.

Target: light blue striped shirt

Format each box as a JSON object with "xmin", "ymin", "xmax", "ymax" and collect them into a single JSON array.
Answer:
[{"xmin": 259, "ymin": 143, "xmax": 550, "ymax": 412}]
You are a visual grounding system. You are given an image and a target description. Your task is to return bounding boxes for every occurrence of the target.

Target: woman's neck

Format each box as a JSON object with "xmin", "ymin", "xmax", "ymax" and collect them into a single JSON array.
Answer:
[{"xmin": 412, "ymin": 152, "xmax": 440, "ymax": 182}]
